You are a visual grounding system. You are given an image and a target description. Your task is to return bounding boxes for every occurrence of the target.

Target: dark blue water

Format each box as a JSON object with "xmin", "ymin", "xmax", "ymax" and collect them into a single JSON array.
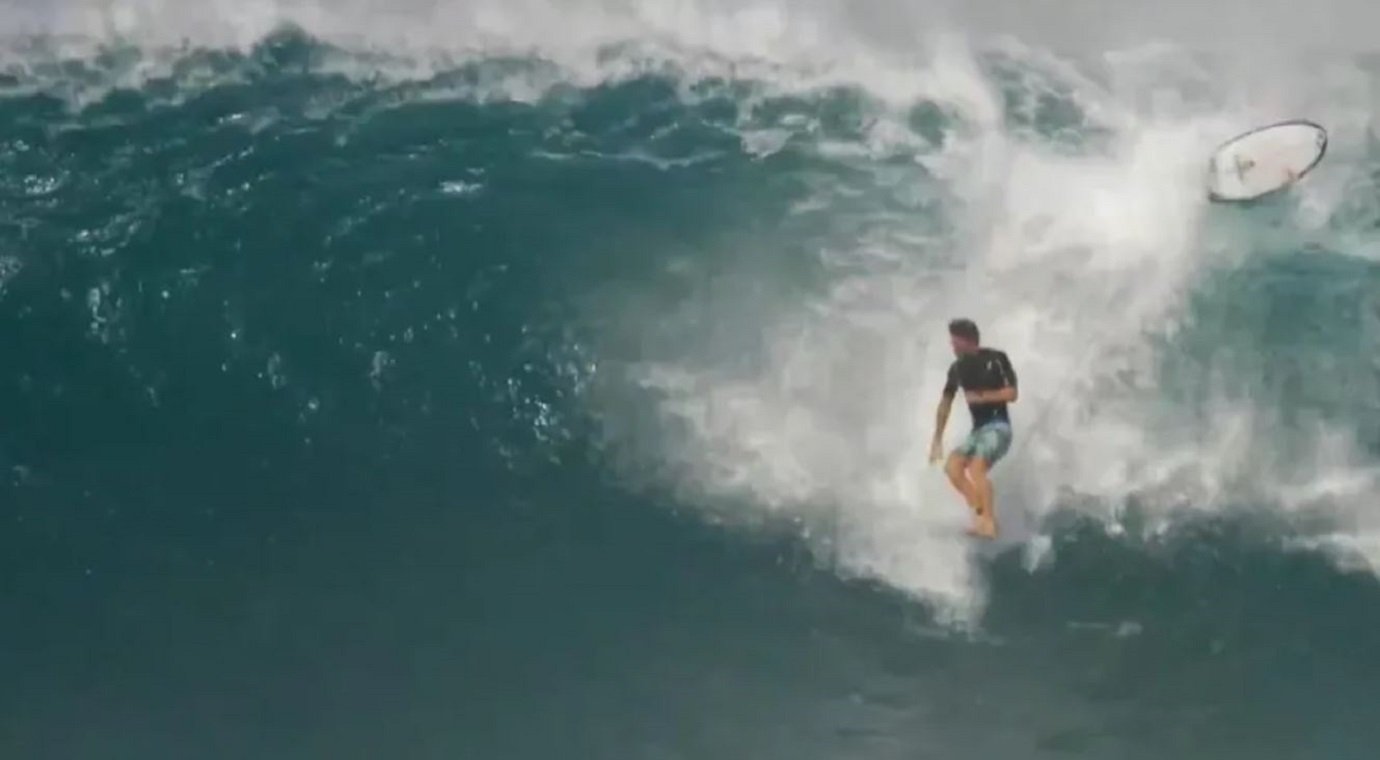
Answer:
[{"xmin": 3, "ymin": 28, "xmax": 1380, "ymax": 759}]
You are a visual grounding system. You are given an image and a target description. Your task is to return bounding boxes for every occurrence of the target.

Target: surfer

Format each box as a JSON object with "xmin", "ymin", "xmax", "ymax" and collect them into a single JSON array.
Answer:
[{"xmin": 928, "ymin": 318, "xmax": 1018, "ymax": 539}]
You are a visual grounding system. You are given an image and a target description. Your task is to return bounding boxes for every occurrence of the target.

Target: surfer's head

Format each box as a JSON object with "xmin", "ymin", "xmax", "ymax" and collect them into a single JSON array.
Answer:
[{"xmin": 948, "ymin": 318, "xmax": 980, "ymax": 355}]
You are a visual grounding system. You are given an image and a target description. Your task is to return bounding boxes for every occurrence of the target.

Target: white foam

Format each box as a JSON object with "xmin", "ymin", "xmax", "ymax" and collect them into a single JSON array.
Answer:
[
  {"xmin": 596, "ymin": 36, "xmax": 1380, "ymax": 623},
  {"xmin": 11, "ymin": 0, "xmax": 1380, "ymax": 622}
]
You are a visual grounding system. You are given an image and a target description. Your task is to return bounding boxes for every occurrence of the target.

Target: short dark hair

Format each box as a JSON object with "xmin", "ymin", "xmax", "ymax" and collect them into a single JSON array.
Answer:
[{"xmin": 948, "ymin": 318, "xmax": 980, "ymax": 343}]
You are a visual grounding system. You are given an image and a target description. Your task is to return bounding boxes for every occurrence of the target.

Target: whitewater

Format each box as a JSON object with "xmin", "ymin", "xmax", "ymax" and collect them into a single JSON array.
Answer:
[{"xmin": 2, "ymin": 1, "xmax": 1380, "ymax": 758}]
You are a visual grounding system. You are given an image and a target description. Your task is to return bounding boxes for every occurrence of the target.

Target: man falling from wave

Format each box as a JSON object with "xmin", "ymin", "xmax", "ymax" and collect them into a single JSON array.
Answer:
[{"xmin": 928, "ymin": 318, "xmax": 1018, "ymax": 539}]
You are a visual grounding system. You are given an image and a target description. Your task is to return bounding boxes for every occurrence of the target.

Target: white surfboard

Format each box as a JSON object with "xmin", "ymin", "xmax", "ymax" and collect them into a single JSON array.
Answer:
[{"xmin": 1206, "ymin": 120, "xmax": 1327, "ymax": 202}]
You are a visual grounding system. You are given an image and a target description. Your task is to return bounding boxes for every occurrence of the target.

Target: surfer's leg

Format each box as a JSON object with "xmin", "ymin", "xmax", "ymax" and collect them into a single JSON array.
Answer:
[
  {"xmin": 966, "ymin": 457, "xmax": 997, "ymax": 539},
  {"xmin": 943, "ymin": 451, "xmax": 979, "ymax": 513},
  {"xmin": 964, "ymin": 423, "xmax": 1011, "ymax": 539}
]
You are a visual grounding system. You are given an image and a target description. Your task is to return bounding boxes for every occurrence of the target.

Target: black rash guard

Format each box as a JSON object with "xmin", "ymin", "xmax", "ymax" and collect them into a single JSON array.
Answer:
[{"xmin": 942, "ymin": 347, "xmax": 1018, "ymax": 428}]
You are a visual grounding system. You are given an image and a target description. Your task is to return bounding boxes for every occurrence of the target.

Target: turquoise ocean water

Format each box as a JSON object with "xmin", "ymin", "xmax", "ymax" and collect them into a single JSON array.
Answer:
[{"xmin": 5, "ymin": 4, "xmax": 1380, "ymax": 757}]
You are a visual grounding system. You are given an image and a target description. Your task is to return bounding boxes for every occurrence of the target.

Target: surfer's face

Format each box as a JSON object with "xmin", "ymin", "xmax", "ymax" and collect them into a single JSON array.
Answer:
[{"xmin": 950, "ymin": 335, "xmax": 977, "ymax": 355}]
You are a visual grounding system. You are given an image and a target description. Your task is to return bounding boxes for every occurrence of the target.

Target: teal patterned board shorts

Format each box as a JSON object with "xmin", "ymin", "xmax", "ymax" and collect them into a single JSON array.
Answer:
[{"xmin": 953, "ymin": 421, "xmax": 1013, "ymax": 465}]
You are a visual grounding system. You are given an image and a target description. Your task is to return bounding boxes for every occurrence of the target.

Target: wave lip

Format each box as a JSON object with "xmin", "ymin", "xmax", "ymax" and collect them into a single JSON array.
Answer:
[{"xmin": 1, "ymin": 15, "xmax": 1379, "ymax": 628}]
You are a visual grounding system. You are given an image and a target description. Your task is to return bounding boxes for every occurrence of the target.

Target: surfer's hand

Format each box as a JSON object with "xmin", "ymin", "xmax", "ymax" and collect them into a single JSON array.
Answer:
[{"xmin": 928, "ymin": 440, "xmax": 943, "ymax": 464}]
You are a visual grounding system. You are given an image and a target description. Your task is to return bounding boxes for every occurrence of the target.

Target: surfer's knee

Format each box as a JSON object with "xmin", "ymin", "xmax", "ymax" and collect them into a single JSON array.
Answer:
[
  {"xmin": 965, "ymin": 458, "xmax": 989, "ymax": 480},
  {"xmin": 944, "ymin": 454, "xmax": 966, "ymax": 481}
]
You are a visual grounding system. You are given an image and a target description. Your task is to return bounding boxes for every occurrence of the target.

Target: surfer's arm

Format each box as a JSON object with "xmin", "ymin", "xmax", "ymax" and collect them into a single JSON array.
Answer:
[
  {"xmin": 972, "ymin": 351, "xmax": 1018, "ymax": 404},
  {"xmin": 933, "ymin": 393, "xmax": 954, "ymax": 439},
  {"xmin": 930, "ymin": 393, "xmax": 954, "ymax": 463},
  {"xmin": 967, "ymin": 387, "xmax": 1018, "ymax": 404},
  {"xmin": 932, "ymin": 366, "xmax": 959, "ymax": 454},
  {"xmin": 968, "ymin": 382, "xmax": 1017, "ymax": 405}
]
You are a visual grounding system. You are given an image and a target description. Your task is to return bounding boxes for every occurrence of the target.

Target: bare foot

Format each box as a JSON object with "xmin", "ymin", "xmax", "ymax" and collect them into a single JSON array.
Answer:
[{"xmin": 967, "ymin": 515, "xmax": 998, "ymax": 540}]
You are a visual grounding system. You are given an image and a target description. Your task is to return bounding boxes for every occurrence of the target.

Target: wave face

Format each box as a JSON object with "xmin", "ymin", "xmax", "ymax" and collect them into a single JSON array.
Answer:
[{"xmin": 4, "ymin": 2, "xmax": 1380, "ymax": 758}]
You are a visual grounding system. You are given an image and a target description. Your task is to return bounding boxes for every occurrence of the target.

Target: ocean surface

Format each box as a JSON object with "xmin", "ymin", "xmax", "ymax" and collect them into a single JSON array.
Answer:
[{"xmin": 4, "ymin": 2, "xmax": 1380, "ymax": 758}]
